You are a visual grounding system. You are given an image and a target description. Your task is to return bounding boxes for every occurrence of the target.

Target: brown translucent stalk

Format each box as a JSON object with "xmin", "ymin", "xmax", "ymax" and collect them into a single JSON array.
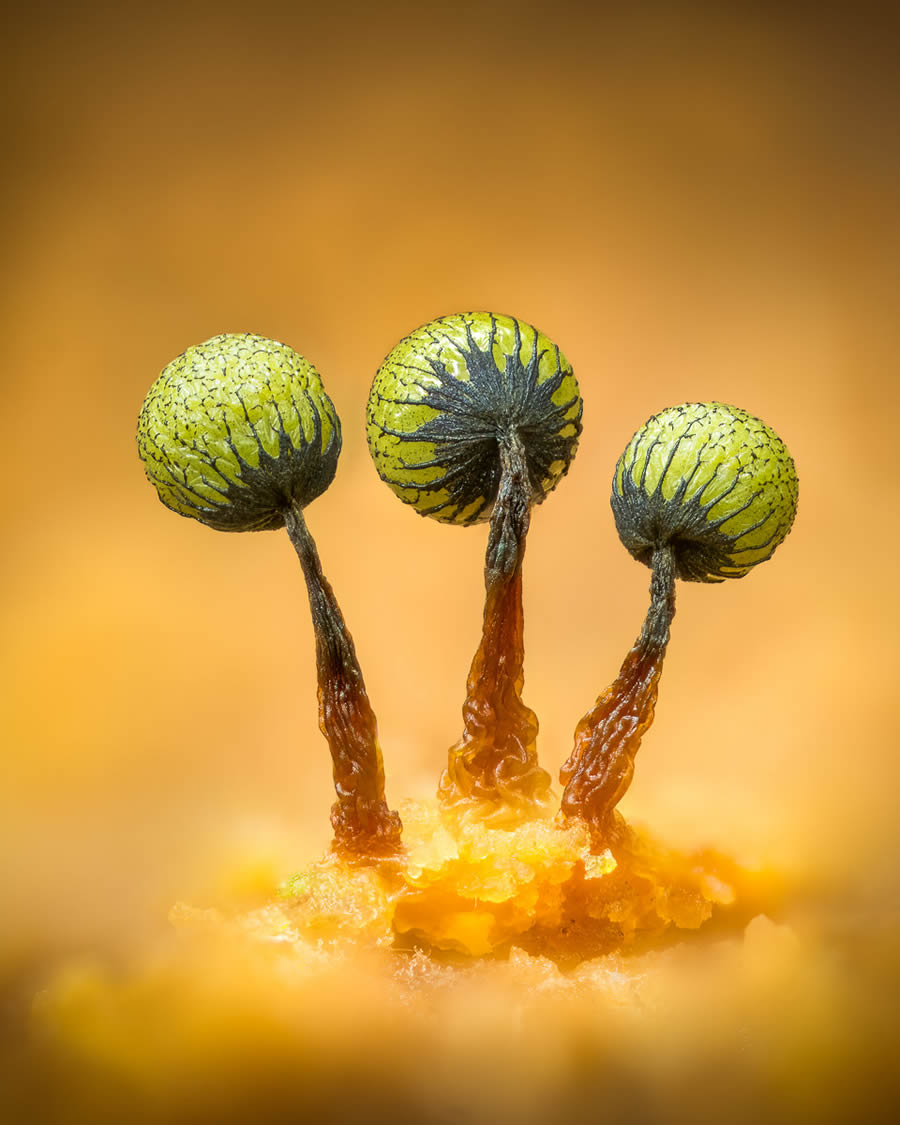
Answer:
[
  {"xmin": 559, "ymin": 545, "xmax": 676, "ymax": 840},
  {"xmin": 438, "ymin": 434, "xmax": 552, "ymax": 817},
  {"xmin": 284, "ymin": 501, "xmax": 403, "ymax": 859}
]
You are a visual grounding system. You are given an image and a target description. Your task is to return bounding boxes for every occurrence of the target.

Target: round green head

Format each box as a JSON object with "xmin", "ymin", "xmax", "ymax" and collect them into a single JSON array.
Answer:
[
  {"xmin": 366, "ymin": 312, "xmax": 582, "ymax": 524},
  {"xmin": 137, "ymin": 334, "xmax": 341, "ymax": 532},
  {"xmin": 611, "ymin": 402, "xmax": 798, "ymax": 581}
]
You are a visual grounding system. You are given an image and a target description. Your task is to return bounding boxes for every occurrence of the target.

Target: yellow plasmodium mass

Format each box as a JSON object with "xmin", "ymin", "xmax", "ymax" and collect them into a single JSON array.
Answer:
[
  {"xmin": 366, "ymin": 312, "xmax": 582, "ymax": 525},
  {"xmin": 611, "ymin": 402, "xmax": 798, "ymax": 582},
  {"xmin": 137, "ymin": 333, "xmax": 341, "ymax": 533},
  {"xmin": 267, "ymin": 799, "xmax": 753, "ymax": 958}
]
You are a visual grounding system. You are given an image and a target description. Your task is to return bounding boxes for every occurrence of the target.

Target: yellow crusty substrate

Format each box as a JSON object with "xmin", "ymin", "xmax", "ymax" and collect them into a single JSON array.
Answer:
[{"xmin": 170, "ymin": 799, "xmax": 764, "ymax": 960}]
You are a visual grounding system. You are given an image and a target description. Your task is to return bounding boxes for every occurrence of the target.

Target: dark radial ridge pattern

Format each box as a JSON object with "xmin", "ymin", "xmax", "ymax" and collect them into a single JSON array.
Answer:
[{"xmin": 374, "ymin": 315, "xmax": 582, "ymax": 524}]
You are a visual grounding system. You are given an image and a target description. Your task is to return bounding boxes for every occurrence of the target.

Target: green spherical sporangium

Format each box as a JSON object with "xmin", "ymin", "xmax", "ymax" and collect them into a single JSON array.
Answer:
[
  {"xmin": 137, "ymin": 334, "xmax": 341, "ymax": 532},
  {"xmin": 366, "ymin": 312, "xmax": 582, "ymax": 525},
  {"xmin": 611, "ymin": 402, "xmax": 799, "ymax": 582}
]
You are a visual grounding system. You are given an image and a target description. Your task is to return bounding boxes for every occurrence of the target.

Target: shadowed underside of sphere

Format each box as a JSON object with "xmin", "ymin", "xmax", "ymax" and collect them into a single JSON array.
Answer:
[
  {"xmin": 366, "ymin": 312, "xmax": 583, "ymax": 524},
  {"xmin": 611, "ymin": 402, "xmax": 799, "ymax": 582},
  {"xmin": 137, "ymin": 334, "xmax": 341, "ymax": 532}
]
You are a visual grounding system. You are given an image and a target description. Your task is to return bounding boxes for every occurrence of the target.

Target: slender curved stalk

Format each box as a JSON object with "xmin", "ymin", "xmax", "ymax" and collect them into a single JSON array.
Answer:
[
  {"xmin": 438, "ymin": 433, "xmax": 552, "ymax": 817},
  {"xmin": 559, "ymin": 546, "xmax": 677, "ymax": 841},
  {"xmin": 285, "ymin": 501, "xmax": 402, "ymax": 858}
]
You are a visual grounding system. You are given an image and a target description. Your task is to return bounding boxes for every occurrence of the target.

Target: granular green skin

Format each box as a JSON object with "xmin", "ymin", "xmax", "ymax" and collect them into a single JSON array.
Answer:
[
  {"xmin": 611, "ymin": 402, "xmax": 799, "ymax": 581},
  {"xmin": 137, "ymin": 334, "xmax": 340, "ymax": 532},
  {"xmin": 367, "ymin": 312, "xmax": 582, "ymax": 525}
]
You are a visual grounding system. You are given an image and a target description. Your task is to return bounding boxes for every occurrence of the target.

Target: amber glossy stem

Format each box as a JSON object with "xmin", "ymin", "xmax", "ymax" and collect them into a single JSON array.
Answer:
[
  {"xmin": 559, "ymin": 545, "xmax": 676, "ymax": 839},
  {"xmin": 438, "ymin": 434, "xmax": 552, "ymax": 816},
  {"xmin": 285, "ymin": 501, "xmax": 402, "ymax": 859}
]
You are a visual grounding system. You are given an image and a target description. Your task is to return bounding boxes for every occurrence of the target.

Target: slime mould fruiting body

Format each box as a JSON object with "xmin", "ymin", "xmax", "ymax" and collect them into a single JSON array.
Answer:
[
  {"xmin": 560, "ymin": 402, "xmax": 799, "ymax": 838},
  {"xmin": 367, "ymin": 313, "xmax": 582, "ymax": 821},
  {"xmin": 138, "ymin": 333, "xmax": 401, "ymax": 858},
  {"xmin": 137, "ymin": 322, "xmax": 798, "ymax": 952}
]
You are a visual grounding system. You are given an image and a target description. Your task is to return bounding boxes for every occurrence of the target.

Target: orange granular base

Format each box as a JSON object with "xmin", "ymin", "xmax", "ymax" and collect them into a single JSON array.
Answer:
[{"xmin": 175, "ymin": 799, "xmax": 770, "ymax": 962}]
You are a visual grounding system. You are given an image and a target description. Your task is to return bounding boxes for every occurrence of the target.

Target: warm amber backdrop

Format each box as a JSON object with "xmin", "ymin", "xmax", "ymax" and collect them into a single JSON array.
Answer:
[{"xmin": 3, "ymin": 1, "xmax": 898, "ymax": 964}]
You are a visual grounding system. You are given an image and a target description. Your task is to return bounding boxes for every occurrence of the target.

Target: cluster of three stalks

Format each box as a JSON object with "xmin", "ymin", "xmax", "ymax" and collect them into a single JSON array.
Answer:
[{"xmin": 138, "ymin": 319, "xmax": 798, "ymax": 860}]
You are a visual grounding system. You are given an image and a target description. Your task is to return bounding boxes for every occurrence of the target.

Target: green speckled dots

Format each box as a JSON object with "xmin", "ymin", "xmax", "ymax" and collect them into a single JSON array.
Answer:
[
  {"xmin": 611, "ymin": 402, "xmax": 799, "ymax": 582},
  {"xmin": 366, "ymin": 313, "xmax": 582, "ymax": 524},
  {"xmin": 137, "ymin": 334, "xmax": 340, "ymax": 532}
]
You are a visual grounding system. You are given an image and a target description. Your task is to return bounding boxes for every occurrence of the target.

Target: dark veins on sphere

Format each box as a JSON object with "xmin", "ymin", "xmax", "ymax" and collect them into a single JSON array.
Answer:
[{"xmin": 378, "ymin": 317, "xmax": 582, "ymax": 522}]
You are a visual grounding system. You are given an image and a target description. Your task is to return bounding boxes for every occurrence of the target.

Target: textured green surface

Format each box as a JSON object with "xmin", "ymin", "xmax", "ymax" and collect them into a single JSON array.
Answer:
[
  {"xmin": 137, "ymin": 333, "xmax": 341, "ymax": 531},
  {"xmin": 367, "ymin": 312, "xmax": 582, "ymax": 524},
  {"xmin": 611, "ymin": 402, "xmax": 798, "ymax": 581}
]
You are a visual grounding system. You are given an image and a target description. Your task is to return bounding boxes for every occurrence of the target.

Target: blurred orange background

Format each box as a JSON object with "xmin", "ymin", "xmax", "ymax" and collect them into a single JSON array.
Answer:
[{"xmin": 2, "ymin": 0, "xmax": 898, "ymax": 978}]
